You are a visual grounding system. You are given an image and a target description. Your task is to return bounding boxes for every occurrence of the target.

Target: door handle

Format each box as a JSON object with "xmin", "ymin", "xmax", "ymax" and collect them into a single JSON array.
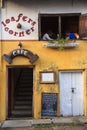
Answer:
[{"xmin": 71, "ymin": 88, "xmax": 76, "ymax": 93}]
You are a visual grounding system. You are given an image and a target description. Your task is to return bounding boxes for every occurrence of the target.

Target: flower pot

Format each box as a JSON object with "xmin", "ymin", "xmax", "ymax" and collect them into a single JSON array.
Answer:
[{"xmin": 45, "ymin": 42, "xmax": 79, "ymax": 49}]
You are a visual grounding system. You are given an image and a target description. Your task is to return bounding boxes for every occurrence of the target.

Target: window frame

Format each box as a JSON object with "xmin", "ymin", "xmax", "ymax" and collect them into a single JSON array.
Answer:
[{"xmin": 39, "ymin": 13, "xmax": 81, "ymax": 40}]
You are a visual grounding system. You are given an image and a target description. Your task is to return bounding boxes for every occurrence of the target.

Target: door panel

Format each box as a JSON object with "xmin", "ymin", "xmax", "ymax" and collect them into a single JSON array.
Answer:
[
  {"xmin": 72, "ymin": 72, "xmax": 84, "ymax": 116},
  {"xmin": 59, "ymin": 71, "xmax": 84, "ymax": 116},
  {"xmin": 79, "ymin": 14, "xmax": 87, "ymax": 38},
  {"xmin": 60, "ymin": 72, "xmax": 72, "ymax": 116}
]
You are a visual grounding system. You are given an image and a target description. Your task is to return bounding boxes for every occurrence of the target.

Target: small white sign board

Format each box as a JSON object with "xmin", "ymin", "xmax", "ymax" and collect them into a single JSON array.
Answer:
[{"xmin": 40, "ymin": 72, "xmax": 55, "ymax": 83}]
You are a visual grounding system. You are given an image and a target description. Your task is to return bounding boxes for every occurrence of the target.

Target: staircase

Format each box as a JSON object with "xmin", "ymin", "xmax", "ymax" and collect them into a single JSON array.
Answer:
[{"xmin": 12, "ymin": 68, "xmax": 33, "ymax": 118}]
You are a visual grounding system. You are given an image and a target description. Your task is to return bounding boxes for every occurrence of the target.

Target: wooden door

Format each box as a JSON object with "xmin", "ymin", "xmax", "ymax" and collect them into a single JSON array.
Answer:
[
  {"xmin": 59, "ymin": 71, "xmax": 84, "ymax": 116},
  {"xmin": 79, "ymin": 14, "xmax": 87, "ymax": 38}
]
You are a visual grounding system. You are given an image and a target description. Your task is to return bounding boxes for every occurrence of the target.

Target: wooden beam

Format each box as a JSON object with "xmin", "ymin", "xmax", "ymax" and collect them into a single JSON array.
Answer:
[
  {"xmin": 0, "ymin": 0, "xmax": 4, "ymax": 8},
  {"xmin": 59, "ymin": 16, "xmax": 61, "ymax": 38}
]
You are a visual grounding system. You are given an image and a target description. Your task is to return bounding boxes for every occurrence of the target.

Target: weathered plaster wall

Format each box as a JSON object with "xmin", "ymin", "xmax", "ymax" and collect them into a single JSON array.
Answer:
[
  {"xmin": 1, "ymin": 0, "xmax": 87, "ymax": 40},
  {"xmin": 7, "ymin": 0, "xmax": 87, "ymax": 14},
  {"xmin": 0, "ymin": 40, "xmax": 87, "ymax": 120},
  {"xmin": 0, "ymin": 0, "xmax": 87, "ymax": 121}
]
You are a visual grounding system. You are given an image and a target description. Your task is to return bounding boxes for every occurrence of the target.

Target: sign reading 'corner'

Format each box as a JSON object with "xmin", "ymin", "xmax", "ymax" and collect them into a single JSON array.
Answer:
[{"xmin": 1, "ymin": 13, "xmax": 37, "ymax": 38}]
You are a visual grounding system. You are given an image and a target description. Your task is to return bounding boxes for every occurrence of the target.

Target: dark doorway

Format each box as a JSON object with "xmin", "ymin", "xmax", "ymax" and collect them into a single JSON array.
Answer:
[{"xmin": 7, "ymin": 66, "xmax": 33, "ymax": 119}]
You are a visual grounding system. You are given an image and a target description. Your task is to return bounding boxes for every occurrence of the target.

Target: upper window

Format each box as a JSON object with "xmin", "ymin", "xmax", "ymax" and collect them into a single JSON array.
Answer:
[{"xmin": 39, "ymin": 13, "xmax": 80, "ymax": 40}]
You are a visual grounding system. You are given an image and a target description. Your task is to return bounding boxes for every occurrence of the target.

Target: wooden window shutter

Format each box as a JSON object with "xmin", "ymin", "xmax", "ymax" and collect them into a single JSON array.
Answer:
[{"xmin": 79, "ymin": 14, "xmax": 87, "ymax": 38}]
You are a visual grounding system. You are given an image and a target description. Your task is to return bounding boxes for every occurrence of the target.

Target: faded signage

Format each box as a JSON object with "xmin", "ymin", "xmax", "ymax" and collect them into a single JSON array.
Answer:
[
  {"xmin": 1, "ymin": 13, "xmax": 36, "ymax": 37},
  {"xmin": 2, "ymin": 49, "xmax": 39, "ymax": 64}
]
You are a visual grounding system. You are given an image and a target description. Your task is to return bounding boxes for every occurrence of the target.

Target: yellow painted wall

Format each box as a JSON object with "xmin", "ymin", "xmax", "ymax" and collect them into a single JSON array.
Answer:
[{"xmin": 0, "ymin": 40, "xmax": 87, "ymax": 121}]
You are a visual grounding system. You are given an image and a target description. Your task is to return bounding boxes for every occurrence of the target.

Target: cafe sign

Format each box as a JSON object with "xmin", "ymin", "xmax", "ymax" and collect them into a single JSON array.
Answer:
[{"xmin": 2, "ymin": 49, "xmax": 39, "ymax": 64}]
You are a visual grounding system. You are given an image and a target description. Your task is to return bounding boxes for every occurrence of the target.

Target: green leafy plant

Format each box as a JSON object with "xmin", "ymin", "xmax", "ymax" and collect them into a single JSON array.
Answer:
[
  {"xmin": 45, "ymin": 38, "xmax": 78, "ymax": 50},
  {"xmin": 48, "ymin": 38, "xmax": 76, "ymax": 44}
]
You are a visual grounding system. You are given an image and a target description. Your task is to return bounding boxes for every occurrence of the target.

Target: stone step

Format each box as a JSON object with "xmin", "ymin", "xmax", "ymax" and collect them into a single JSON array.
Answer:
[
  {"xmin": 17, "ymin": 84, "xmax": 33, "ymax": 89},
  {"xmin": 20, "ymin": 79, "xmax": 32, "ymax": 81},
  {"xmin": 14, "ymin": 105, "xmax": 32, "ymax": 110},
  {"xmin": 18, "ymin": 87, "xmax": 33, "ymax": 90},
  {"xmin": 16, "ymin": 90, "xmax": 33, "ymax": 94},
  {"xmin": 16, "ymin": 92, "xmax": 32, "ymax": 96},
  {"xmin": 19, "ymin": 81, "xmax": 33, "ymax": 84},
  {"xmin": 15, "ymin": 100, "xmax": 32, "ymax": 105},
  {"xmin": 15, "ymin": 95, "xmax": 33, "ymax": 101},
  {"xmin": 21, "ymin": 74, "xmax": 33, "ymax": 78},
  {"xmin": 15, "ymin": 99, "xmax": 32, "ymax": 103},
  {"xmin": 17, "ymin": 87, "xmax": 33, "ymax": 90},
  {"xmin": 12, "ymin": 110, "xmax": 32, "ymax": 116},
  {"xmin": 15, "ymin": 99, "xmax": 32, "ymax": 102},
  {"xmin": 17, "ymin": 90, "xmax": 33, "ymax": 93},
  {"xmin": 16, "ymin": 96, "xmax": 32, "ymax": 100},
  {"xmin": 18, "ymin": 84, "xmax": 33, "ymax": 87},
  {"xmin": 20, "ymin": 85, "xmax": 32, "ymax": 88},
  {"xmin": 20, "ymin": 76, "xmax": 32, "ymax": 79}
]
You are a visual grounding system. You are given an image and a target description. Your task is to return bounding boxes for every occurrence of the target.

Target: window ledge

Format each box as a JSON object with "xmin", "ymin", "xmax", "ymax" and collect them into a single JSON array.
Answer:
[{"xmin": 45, "ymin": 42, "xmax": 79, "ymax": 49}]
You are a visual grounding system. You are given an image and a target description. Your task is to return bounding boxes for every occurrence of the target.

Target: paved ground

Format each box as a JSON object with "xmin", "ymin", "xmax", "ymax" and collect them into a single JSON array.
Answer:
[
  {"xmin": 1, "ymin": 117, "xmax": 87, "ymax": 130},
  {"xmin": 1, "ymin": 125, "xmax": 87, "ymax": 130}
]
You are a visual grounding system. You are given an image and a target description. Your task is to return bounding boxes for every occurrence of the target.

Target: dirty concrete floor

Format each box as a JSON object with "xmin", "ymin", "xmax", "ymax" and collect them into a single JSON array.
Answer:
[
  {"xmin": 1, "ymin": 117, "xmax": 87, "ymax": 130},
  {"xmin": 2, "ymin": 125, "xmax": 87, "ymax": 130}
]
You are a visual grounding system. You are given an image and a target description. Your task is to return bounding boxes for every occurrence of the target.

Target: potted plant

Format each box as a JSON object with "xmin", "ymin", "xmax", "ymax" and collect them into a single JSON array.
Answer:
[{"xmin": 45, "ymin": 38, "xmax": 79, "ymax": 49}]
